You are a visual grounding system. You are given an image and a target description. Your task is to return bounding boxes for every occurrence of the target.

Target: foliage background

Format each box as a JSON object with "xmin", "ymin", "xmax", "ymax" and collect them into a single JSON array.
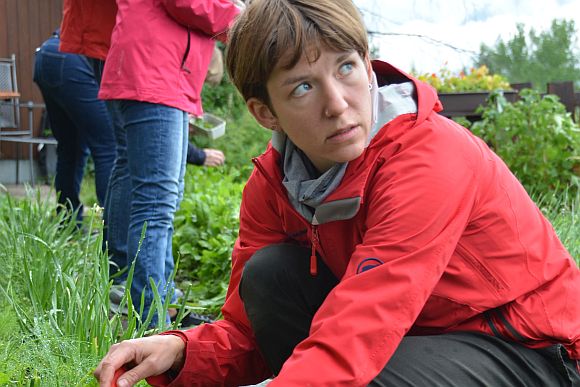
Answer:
[{"xmin": 477, "ymin": 19, "xmax": 580, "ymax": 89}]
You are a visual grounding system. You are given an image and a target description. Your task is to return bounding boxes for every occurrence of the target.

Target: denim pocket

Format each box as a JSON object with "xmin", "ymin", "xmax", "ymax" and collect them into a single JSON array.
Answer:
[{"xmin": 36, "ymin": 51, "xmax": 66, "ymax": 88}]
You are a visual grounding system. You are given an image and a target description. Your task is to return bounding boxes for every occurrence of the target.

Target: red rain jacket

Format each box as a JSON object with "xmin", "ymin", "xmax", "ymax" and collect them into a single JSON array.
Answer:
[
  {"xmin": 59, "ymin": 0, "xmax": 117, "ymax": 60},
  {"xmin": 98, "ymin": 0, "xmax": 239, "ymax": 115},
  {"xmin": 155, "ymin": 60, "xmax": 580, "ymax": 386}
]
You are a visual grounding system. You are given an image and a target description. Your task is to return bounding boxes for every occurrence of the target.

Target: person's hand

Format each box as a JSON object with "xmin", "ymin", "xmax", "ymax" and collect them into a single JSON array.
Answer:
[
  {"xmin": 94, "ymin": 335, "xmax": 185, "ymax": 387},
  {"xmin": 203, "ymin": 148, "xmax": 225, "ymax": 167}
]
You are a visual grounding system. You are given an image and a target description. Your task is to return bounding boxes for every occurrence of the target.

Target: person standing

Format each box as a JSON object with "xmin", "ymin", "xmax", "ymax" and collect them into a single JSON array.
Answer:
[
  {"xmin": 98, "ymin": 0, "xmax": 242, "ymax": 326},
  {"xmin": 33, "ymin": 29, "xmax": 115, "ymax": 220}
]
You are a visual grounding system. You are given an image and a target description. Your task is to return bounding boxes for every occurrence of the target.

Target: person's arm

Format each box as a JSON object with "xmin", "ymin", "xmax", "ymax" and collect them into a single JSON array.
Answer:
[
  {"xmin": 161, "ymin": 0, "xmax": 241, "ymax": 38},
  {"xmin": 95, "ymin": 168, "xmax": 283, "ymax": 386},
  {"xmin": 269, "ymin": 118, "xmax": 482, "ymax": 385},
  {"xmin": 151, "ymin": 167, "xmax": 286, "ymax": 386}
]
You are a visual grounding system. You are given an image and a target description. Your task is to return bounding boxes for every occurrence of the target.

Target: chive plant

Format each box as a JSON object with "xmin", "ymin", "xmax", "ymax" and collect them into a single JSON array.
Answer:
[{"xmin": 0, "ymin": 188, "xmax": 183, "ymax": 385}]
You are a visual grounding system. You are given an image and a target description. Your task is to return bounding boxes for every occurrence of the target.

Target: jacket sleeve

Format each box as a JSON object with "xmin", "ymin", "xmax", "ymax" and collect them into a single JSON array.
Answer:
[
  {"xmin": 270, "ymin": 119, "xmax": 483, "ymax": 386},
  {"xmin": 161, "ymin": 0, "xmax": 240, "ymax": 37},
  {"xmin": 157, "ymin": 169, "xmax": 287, "ymax": 386}
]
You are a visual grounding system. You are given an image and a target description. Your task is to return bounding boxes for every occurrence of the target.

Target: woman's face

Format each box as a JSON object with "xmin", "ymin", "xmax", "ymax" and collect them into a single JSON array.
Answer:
[{"xmin": 248, "ymin": 46, "xmax": 373, "ymax": 173}]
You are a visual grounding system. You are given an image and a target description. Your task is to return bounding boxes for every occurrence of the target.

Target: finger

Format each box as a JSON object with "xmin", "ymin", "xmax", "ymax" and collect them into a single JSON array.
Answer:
[
  {"xmin": 115, "ymin": 360, "xmax": 158, "ymax": 387},
  {"xmin": 96, "ymin": 360, "xmax": 124, "ymax": 387},
  {"xmin": 94, "ymin": 344, "xmax": 136, "ymax": 386},
  {"xmin": 112, "ymin": 366, "xmax": 127, "ymax": 387}
]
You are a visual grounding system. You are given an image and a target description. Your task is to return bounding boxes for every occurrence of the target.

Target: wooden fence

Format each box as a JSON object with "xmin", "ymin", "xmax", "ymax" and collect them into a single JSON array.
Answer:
[
  {"xmin": 439, "ymin": 81, "xmax": 580, "ymax": 120},
  {"xmin": 0, "ymin": 0, "xmax": 63, "ymax": 158}
]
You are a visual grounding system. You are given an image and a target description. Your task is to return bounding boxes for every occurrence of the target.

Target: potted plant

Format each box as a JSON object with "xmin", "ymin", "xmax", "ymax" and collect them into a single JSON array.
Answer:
[{"xmin": 415, "ymin": 65, "xmax": 518, "ymax": 118}]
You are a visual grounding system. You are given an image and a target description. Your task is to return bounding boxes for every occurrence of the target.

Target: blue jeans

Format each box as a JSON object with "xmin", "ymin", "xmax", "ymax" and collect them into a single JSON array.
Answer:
[
  {"xmin": 33, "ymin": 36, "xmax": 115, "ymax": 215},
  {"xmin": 104, "ymin": 100, "xmax": 188, "ymax": 326}
]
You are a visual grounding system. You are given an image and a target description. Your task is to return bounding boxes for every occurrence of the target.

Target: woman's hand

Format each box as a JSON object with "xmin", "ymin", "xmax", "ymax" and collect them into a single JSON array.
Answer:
[
  {"xmin": 203, "ymin": 148, "xmax": 226, "ymax": 167},
  {"xmin": 94, "ymin": 334, "xmax": 186, "ymax": 387}
]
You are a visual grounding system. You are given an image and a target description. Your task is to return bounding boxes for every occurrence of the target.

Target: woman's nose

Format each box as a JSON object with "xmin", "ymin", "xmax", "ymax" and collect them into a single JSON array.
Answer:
[{"xmin": 323, "ymin": 81, "xmax": 349, "ymax": 118}]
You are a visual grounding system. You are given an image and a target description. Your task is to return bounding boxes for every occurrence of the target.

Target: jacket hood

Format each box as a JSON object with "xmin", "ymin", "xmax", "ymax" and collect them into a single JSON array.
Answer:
[{"xmin": 371, "ymin": 60, "xmax": 443, "ymax": 126}]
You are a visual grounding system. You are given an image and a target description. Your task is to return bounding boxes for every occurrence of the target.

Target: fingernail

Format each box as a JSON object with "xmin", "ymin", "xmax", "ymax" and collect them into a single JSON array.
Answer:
[{"xmin": 117, "ymin": 379, "xmax": 128, "ymax": 387}]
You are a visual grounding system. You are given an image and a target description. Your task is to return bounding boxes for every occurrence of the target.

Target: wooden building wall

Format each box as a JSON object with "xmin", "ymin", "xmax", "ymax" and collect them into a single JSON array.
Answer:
[{"xmin": 0, "ymin": 0, "xmax": 64, "ymax": 158}]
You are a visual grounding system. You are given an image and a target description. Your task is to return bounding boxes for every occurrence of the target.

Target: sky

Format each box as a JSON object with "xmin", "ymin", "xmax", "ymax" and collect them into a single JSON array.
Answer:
[{"xmin": 353, "ymin": 0, "xmax": 580, "ymax": 75}]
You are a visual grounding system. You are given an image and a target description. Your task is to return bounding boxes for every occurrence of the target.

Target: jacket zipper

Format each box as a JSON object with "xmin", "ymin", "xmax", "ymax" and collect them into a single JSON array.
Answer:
[
  {"xmin": 252, "ymin": 157, "xmax": 322, "ymax": 277},
  {"xmin": 310, "ymin": 224, "xmax": 320, "ymax": 276},
  {"xmin": 180, "ymin": 28, "xmax": 191, "ymax": 73},
  {"xmin": 455, "ymin": 242, "xmax": 507, "ymax": 291}
]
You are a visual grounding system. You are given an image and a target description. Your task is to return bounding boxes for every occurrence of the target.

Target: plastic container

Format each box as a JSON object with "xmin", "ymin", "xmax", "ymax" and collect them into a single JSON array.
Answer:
[{"xmin": 189, "ymin": 113, "xmax": 226, "ymax": 139}]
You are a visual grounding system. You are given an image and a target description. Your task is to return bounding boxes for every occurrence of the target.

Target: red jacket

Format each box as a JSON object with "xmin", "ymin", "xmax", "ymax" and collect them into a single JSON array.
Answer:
[
  {"xmin": 157, "ymin": 60, "xmax": 580, "ymax": 386},
  {"xmin": 59, "ymin": 0, "xmax": 117, "ymax": 60},
  {"xmin": 98, "ymin": 0, "xmax": 239, "ymax": 115}
]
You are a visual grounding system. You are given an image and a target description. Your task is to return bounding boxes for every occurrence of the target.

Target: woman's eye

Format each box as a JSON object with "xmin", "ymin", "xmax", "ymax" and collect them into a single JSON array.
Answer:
[
  {"xmin": 339, "ymin": 62, "xmax": 354, "ymax": 76},
  {"xmin": 292, "ymin": 82, "xmax": 312, "ymax": 97}
]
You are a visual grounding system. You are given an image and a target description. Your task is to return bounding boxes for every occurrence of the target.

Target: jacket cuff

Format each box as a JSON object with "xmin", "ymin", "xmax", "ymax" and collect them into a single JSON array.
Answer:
[
  {"xmin": 147, "ymin": 330, "xmax": 223, "ymax": 386},
  {"xmin": 145, "ymin": 331, "xmax": 189, "ymax": 386}
]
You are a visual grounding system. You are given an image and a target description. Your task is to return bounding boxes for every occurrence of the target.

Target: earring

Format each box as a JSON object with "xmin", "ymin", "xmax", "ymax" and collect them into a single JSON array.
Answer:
[{"xmin": 368, "ymin": 83, "xmax": 373, "ymax": 90}]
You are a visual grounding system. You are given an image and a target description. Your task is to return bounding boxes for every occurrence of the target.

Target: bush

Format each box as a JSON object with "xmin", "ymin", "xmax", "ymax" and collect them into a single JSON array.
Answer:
[{"xmin": 471, "ymin": 89, "xmax": 580, "ymax": 195}]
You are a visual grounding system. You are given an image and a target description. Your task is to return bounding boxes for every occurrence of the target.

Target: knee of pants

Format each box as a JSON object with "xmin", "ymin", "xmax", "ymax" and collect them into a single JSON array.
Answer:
[{"xmin": 240, "ymin": 243, "xmax": 310, "ymax": 304}]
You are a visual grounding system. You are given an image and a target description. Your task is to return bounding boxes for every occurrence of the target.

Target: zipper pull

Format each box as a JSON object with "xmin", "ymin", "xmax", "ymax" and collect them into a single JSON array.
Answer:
[{"xmin": 310, "ymin": 225, "xmax": 319, "ymax": 276}]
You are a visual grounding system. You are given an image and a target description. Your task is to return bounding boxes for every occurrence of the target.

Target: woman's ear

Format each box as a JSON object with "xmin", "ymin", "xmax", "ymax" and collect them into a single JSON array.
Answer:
[{"xmin": 247, "ymin": 98, "xmax": 280, "ymax": 131}]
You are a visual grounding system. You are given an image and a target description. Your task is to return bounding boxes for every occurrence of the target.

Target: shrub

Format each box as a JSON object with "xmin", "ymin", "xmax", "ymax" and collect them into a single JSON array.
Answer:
[{"xmin": 471, "ymin": 89, "xmax": 580, "ymax": 195}]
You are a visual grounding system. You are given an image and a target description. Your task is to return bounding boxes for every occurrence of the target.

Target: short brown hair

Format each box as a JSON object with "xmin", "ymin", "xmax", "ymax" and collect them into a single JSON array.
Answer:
[{"xmin": 226, "ymin": 0, "xmax": 369, "ymax": 105}]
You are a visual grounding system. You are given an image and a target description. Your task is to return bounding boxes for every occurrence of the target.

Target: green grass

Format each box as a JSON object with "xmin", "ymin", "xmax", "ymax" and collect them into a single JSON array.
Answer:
[
  {"xmin": 0, "ymin": 190, "xmax": 181, "ymax": 385},
  {"xmin": 536, "ymin": 189, "xmax": 580, "ymax": 264}
]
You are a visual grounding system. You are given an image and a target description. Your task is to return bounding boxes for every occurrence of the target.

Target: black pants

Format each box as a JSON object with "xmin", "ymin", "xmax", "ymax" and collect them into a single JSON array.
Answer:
[{"xmin": 239, "ymin": 244, "xmax": 580, "ymax": 386}]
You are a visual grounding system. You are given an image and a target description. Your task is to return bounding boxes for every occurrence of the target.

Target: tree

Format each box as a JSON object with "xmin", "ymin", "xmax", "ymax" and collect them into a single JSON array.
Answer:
[{"xmin": 477, "ymin": 19, "xmax": 580, "ymax": 89}]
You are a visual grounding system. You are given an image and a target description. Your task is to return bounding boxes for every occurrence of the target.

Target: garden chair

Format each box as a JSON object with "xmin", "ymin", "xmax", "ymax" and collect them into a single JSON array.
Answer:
[{"xmin": 0, "ymin": 53, "xmax": 56, "ymax": 185}]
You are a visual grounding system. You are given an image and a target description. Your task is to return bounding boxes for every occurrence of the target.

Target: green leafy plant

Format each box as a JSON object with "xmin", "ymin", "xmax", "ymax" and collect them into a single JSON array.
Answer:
[
  {"xmin": 471, "ymin": 89, "xmax": 580, "ymax": 195},
  {"xmin": 200, "ymin": 73, "xmax": 246, "ymax": 121},
  {"xmin": 190, "ymin": 109, "xmax": 271, "ymax": 174},
  {"xmin": 173, "ymin": 166, "xmax": 246, "ymax": 316}
]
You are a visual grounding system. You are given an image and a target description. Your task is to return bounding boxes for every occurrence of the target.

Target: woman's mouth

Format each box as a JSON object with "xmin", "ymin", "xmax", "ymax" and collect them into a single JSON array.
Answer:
[{"xmin": 326, "ymin": 125, "xmax": 359, "ymax": 143}]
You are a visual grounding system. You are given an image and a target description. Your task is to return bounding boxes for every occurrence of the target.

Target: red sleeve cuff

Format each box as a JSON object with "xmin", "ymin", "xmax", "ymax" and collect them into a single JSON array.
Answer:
[{"xmin": 145, "ymin": 331, "xmax": 189, "ymax": 387}]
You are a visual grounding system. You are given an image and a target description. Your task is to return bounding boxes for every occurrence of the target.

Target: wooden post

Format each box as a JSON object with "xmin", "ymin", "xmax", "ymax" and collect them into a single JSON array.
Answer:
[
  {"xmin": 547, "ymin": 81, "xmax": 576, "ymax": 114},
  {"xmin": 510, "ymin": 82, "xmax": 532, "ymax": 92}
]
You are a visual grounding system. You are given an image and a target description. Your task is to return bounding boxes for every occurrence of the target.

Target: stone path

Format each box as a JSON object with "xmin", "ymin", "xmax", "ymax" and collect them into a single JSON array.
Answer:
[{"xmin": 0, "ymin": 183, "xmax": 55, "ymax": 201}]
